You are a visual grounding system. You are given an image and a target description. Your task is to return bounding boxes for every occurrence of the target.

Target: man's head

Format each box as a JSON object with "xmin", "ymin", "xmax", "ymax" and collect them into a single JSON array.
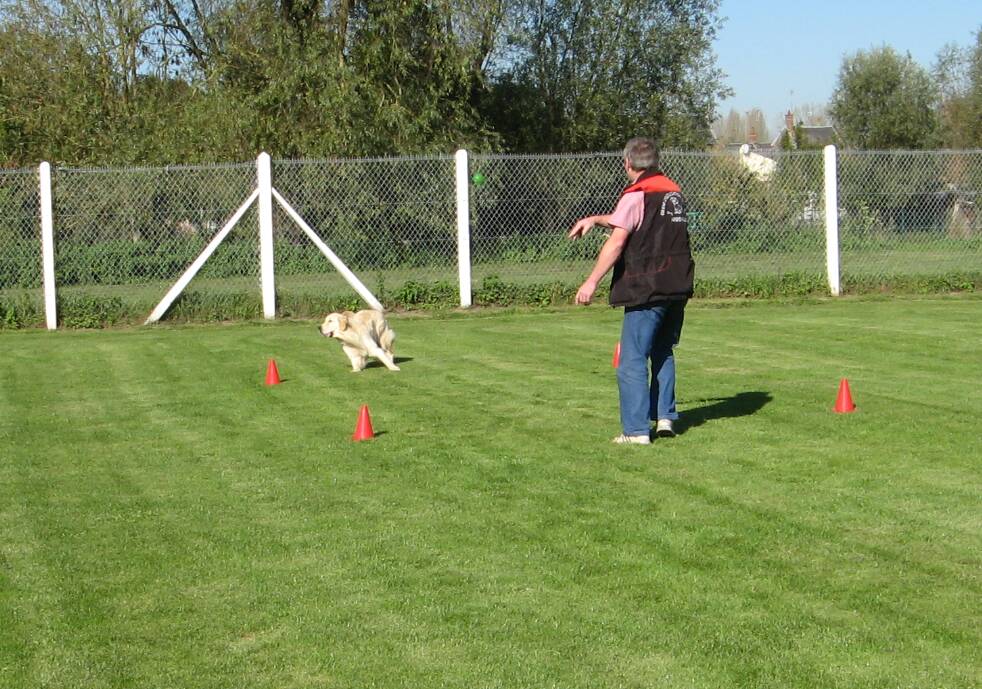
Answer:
[{"xmin": 623, "ymin": 137, "xmax": 659, "ymax": 177}]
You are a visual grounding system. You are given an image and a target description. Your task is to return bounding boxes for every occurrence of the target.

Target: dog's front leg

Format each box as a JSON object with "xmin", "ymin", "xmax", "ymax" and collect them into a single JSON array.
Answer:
[{"xmin": 342, "ymin": 345, "xmax": 367, "ymax": 372}]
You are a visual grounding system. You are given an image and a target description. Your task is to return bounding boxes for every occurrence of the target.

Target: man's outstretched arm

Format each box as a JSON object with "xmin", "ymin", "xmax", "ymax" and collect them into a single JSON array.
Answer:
[
  {"xmin": 575, "ymin": 226, "xmax": 629, "ymax": 305},
  {"xmin": 568, "ymin": 214, "xmax": 616, "ymax": 239}
]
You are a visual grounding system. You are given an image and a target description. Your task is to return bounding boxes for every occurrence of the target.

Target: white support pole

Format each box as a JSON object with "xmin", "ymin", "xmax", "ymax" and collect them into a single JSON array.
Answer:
[
  {"xmin": 257, "ymin": 152, "xmax": 276, "ymax": 319},
  {"xmin": 271, "ymin": 188, "xmax": 384, "ymax": 311},
  {"xmin": 454, "ymin": 149, "xmax": 473, "ymax": 308},
  {"xmin": 145, "ymin": 189, "xmax": 260, "ymax": 324},
  {"xmin": 823, "ymin": 145, "xmax": 841, "ymax": 297},
  {"xmin": 39, "ymin": 162, "xmax": 58, "ymax": 330}
]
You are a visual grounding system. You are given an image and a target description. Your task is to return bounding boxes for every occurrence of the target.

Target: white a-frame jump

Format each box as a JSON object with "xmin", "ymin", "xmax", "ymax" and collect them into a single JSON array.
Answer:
[{"xmin": 145, "ymin": 152, "xmax": 383, "ymax": 324}]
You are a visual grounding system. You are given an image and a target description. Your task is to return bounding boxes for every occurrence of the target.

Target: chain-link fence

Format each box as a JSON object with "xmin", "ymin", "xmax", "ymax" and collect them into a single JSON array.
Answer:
[
  {"xmin": 0, "ymin": 148, "xmax": 979, "ymax": 326},
  {"xmin": 47, "ymin": 163, "xmax": 258, "ymax": 318},
  {"xmin": 0, "ymin": 167, "xmax": 42, "ymax": 325},
  {"xmin": 272, "ymin": 156, "xmax": 457, "ymax": 310},
  {"xmin": 838, "ymin": 150, "xmax": 981, "ymax": 282},
  {"xmin": 0, "ymin": 167, "xmax": 41, "ymax": 288},
  {"xmin": 468, "ymin": 153, "xmax": 618, "ymax": 291},
  {"xmin": 468, "ymin": 150, "xmax": 829, "ymax": 288}
]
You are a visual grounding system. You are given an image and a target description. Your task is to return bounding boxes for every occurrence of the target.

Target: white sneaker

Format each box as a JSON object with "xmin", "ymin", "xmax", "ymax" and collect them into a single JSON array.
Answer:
[
  {"xmin": 655, "ymin": 419, "xmax": 676, "ymax": 438},
  {"xmin": 612, "ymin": 434, "xmax": 651, "ymax": 445}
]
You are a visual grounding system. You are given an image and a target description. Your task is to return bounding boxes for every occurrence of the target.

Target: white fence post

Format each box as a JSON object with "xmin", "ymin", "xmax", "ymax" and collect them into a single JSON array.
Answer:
[
  {"xmin": 823, "ymin": 145, "xmax": 841, "ymax": 297},
  {"xmin": 257, "ymin": 152, "xmax": 276, "ymax": 319},
  {"xmin": 39, "ymin": 162, "xmax": 58, "ymax": 330},
  {"xmin": 455, "ymin": 149, "xmax": 473, "ymax": 308}
]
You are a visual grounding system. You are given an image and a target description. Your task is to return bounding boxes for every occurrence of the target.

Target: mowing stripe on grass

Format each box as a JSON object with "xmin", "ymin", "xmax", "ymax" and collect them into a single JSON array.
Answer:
[{"xmin": 1, "ymin": 296, "xmax": 980, "ymax": 688}]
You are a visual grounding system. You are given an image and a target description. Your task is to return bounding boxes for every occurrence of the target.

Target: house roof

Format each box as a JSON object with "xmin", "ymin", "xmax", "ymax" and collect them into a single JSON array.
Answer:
[
  {"xmin": 770, "ymin": 124, "xmax": 838, "ymax": 148},
  {"xmin": 800, "ymin": 125, "xmax": 836, "ymax": 145},
  {"xmin": 726, "ymin": 141, "xmax": 778, "ymax": 159}
]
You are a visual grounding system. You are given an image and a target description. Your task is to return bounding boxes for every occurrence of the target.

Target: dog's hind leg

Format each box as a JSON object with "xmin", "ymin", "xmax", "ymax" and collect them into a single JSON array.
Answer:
[{"xmin": 366, "ymin": 342, "xmax": 400, "ymax": 371}]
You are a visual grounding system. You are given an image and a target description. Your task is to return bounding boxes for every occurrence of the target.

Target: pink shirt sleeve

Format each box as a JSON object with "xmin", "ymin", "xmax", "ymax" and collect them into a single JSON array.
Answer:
[{"xmin": 607, "ymin": 191, "xmax": 645, "ymax": 232}]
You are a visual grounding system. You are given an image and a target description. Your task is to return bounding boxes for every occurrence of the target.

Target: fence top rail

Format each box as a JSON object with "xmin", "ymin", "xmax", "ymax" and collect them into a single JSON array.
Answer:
[
  {"xmin": 12, "ymin": 148, "xmax": 982, "ymax": 176},
  {"xmin": 470, "ymin": 149, "xmax": 831, "ymax": 162},
  {"xmin": 474, "ymin": 151, "xmax": 621, "ymax": 161},
  {"xmin": 276, "ymin": 153, "xmax": 455, "ymax": 165},
  {"xmin": 0, "ymin": 166, "xmax": 39, "ymax": 176},
  {"xmin": 663, "ymin": 149, "xmax": 820, "ymax": 158},
  {"xmin": 50, "ymin": 161, "xmax": 257, "ymax": 174},
  {"xmin": 838, "ymin": 148, "xmax": 982, "ymax": 156}
]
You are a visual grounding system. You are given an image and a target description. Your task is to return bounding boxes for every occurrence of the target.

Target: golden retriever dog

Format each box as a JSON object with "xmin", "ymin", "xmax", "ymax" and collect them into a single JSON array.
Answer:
[{"xmin": 319, "ymin": 309, "xmax": 399, "ymax": 372}]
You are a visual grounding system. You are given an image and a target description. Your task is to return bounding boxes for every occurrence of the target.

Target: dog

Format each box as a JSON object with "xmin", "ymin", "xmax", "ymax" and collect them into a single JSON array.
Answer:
[{"xmin": 318, "ymin": 309, "xmax": 400, "ymax": 372}]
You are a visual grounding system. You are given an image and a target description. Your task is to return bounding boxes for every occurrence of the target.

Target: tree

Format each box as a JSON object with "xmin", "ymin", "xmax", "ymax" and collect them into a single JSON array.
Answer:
[
  {"xmin": 1, "ymin": 0, "xmax": 730, "ymax": 163},
  {"xmin": 829, "ymin": 46, "xmax": 939, "ymax": 149},
  {"xmin": 711, "ymin": 107, "xmax": 770, "ymax": 146},
  {"xmin": 969, "ymin": 31, "xmax": 982, "ymax": 147},
  {"xmin": 0, "ymin": 24, "xmax": 113, "ymax": 164},
  {"xmin": 711, "ymin": 109, "xmax": 745, "ymax": 145},
  {"xmin": 933, "ymin": 28, "xmax": 982, "ymax": 148},
  {"xmin": 790, "ymin": 103, "xmax": 829, "ymax": 127},
  {"xmin": 745, "ymin": 108, "xmax": 770, "ymax": 144},
  {"xmin": 483, "ymin": 0, "xmax": 731, "ymax": 152}
]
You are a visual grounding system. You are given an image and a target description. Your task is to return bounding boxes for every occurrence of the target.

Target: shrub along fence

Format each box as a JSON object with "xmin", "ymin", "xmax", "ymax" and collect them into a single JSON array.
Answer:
[{"xmin": 0, "ymin": 148, "xmax": 979, "ymax": 328}]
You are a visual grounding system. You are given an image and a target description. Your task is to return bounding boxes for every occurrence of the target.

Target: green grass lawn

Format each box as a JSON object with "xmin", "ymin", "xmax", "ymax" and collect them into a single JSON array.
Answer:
[{"xmin": 1, "ymin": 297, "xmax": 980, "ymax": 688}]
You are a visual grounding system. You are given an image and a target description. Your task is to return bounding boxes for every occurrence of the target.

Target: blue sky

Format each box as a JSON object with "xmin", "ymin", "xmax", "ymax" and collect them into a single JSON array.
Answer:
[{"xmin": 713, "ymin": 1, "xmax": 980, "ymax": 131}]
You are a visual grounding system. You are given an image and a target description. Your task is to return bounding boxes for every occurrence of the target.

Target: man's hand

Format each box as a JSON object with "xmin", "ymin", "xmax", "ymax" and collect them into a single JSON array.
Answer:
[
  {"xmin": 568, "ymin": 216, "xmax": 596, "ymax": 239},
  {"xmin": 572, "ymin": 226, "xmax": 628, "ymax": 306},
  {"xmin": 575, "ymin": 279, "xmax": 598, "ymax": 305}
]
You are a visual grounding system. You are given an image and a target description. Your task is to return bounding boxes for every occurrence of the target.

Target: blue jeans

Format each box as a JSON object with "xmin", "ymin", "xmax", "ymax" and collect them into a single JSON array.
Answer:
[{"xmin": 616, "ymin": 301, "xmax": 686, "ymax": 436}]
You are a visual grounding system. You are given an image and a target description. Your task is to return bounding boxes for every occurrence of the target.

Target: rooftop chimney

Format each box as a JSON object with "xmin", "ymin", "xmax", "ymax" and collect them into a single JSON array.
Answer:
[{"xmin": 785, "ymin": 110, "xmax": 797, "ymax": 149}]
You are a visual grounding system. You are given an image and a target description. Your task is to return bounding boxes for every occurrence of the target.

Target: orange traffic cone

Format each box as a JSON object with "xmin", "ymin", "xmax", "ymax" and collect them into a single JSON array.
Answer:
[
  {"xmin": 612, "ymin": 341, "xmax": 621, "ymax": 368},
  {"xmin": 352, "ymin": 405, "xmax": 375, "ymax": 441},
  {"xmin": 264, "ymin": 359, "xmax": 281, "ymax": 386},
  {"xmin": 834, "ymin": 378, "xmax": 856, "ymax": 413}
]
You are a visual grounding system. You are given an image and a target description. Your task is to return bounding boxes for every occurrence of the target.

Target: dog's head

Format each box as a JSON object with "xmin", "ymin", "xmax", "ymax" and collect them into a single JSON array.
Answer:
[{"xmin": 319, "ymin": 312, "xmax": 349, "ymax": 338}]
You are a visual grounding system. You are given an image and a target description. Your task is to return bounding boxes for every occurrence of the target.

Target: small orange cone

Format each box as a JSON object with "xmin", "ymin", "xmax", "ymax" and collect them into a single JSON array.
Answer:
[
  {"xmin": 612, "ymin": 341, "xmax": 621, "ymax": 368},
  {"xmin": 264, "ymin": 359, "xmax": 281, "ymax": 386},
  {"xmin": 352, "ymin": 405, "xmax": 375, "ymax": 441},
  {"xmin": 834, "ymin": 378, "xmax": 856, "ymax": 413}
]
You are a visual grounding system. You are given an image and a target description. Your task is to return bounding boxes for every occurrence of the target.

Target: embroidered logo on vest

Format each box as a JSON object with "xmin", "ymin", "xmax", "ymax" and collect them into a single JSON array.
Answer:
[{"xmin": 660, "ymin": 192, "xmax": 685, "ymax": 222}]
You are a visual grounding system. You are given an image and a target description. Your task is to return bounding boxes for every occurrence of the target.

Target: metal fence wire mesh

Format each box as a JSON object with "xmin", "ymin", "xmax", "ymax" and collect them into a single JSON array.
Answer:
[
  {"xmin": 668, "ymin": 150, "xmax": 827, "ymax": 280},
  {"xmin": 51, "ymin": 162, "xmax": 258, "ymax": 285},
  {"xmin": 469, "ymin": 153, "xmax": 621, "ymax": 286},
  {"xmin": 272, "ymin": 156, "xmax": 457, "ymax": 302},
  {"xmin": 1, "ymin": 149, "xmax": 979, "ymax": 324},
  {"xmin": 468, "ymin": 150, "xmax": 830, "ymax": 286},
  {"xmin": 0, "ymin": 168, "xmax": 41, "ymax": 293},
  {"xmin": 837, "ymin": 151, "xmax": 981, "ymax": 280}
]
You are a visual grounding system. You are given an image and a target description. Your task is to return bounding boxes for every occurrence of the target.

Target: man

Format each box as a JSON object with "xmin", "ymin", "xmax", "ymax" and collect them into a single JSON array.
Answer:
[{"xmin": 568, "ymin": 137, "xmax": 694, "ymax": 445}]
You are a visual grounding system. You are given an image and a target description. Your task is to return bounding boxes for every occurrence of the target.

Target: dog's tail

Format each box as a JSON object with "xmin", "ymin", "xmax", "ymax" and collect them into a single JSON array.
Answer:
[{"xmin": 378, "ymin": 320, "xmax": 396, "ymax": 353}]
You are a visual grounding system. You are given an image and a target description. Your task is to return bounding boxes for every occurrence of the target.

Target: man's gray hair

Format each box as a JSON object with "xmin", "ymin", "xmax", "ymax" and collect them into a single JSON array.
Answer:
[{"xmin": 623, "ymin": 137, "xmax": 659, "ymax": 171}]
